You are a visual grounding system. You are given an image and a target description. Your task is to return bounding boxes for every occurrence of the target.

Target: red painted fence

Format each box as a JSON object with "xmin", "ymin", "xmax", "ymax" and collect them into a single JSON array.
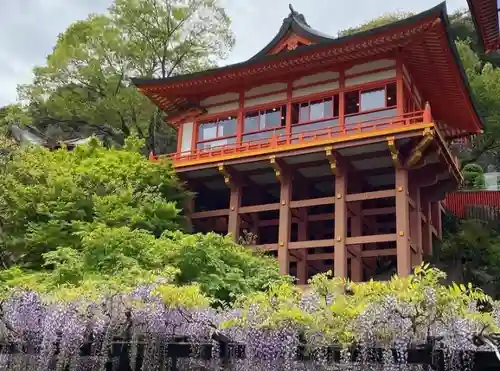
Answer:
[{"xmin": 443, "ymin": 191, "xmax": 500, "ymax": 218}]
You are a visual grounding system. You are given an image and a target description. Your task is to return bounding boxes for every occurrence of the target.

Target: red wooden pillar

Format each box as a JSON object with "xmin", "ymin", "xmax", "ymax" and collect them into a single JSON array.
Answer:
[
  {"xmin": 278, "ymin": 172, "xmax": 292, "ymax": 275},
  {"xmin": 431, "ymin": 202, "xmax": 443, "ymax": 239},
  {"xmin": 228, "ymin": 183, "xmax": 241, "ymax": 241},
  {"xmin": 409, "ymin": 183, "xmax": 423, "ymax": 267},
  {"xmin": 395, "ymin": 167, "xmax": 411, "ymax": 276},
  {"xmin": 334, "ymin": 166, "xmax": 347, "ymax": 278},
  {"xmin": 421, "ymin": 199, "xmax": 433, "ymax": 257},
  {"xmin": 350, "ymin": 201, "xmax": 363, "ymax": 282},
  {"xmin": 297, "ymin": 208, "xmax": 308, "ymax": 284}
]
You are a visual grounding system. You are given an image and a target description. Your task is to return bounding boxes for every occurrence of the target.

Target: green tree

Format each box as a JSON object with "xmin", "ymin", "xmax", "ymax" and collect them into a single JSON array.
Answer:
[
  {"xmin": 436, "ymin": 218, "xmax": 500, "ymax": 296},
  {"xmin": 338, "ymin": 11, "xmax": 413, "ymax": 37},
  {"xmin": 462, "ymin": 163, "xmax": 485, "ymax": 189},
  {"xmin": 15, "ymin": 0, "xmax": 235, "ymax": 154},
  {"xmin": 0, "ymin": 139, "xmax": 282, "ymax": 303}
]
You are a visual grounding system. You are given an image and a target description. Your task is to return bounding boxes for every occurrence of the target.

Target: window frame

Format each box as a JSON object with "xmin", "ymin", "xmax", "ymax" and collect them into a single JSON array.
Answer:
[
  {"xmin": 344, "ymin": 82, "xmax": 398, "ymax": 118},
  {"xmin": 195, "ymin": 114, "xmax": 238, "ymax": 148},
  {"xmin": 242, "ymin": 105, "xmax": 287, "ymax": 135},
  {"xmin": 292, "ymin": 95, "xmax": 340, "ymax": 128}
]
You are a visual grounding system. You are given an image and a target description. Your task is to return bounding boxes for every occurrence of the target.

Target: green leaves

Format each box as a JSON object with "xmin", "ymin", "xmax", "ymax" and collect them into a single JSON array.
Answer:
[
  {"xmin": 0, "ymin": 138, "xmax": 283, "ymax": 305},
  {"xmin": 11, "ymin": 0, "xmax": 235, "ymax": 154}
]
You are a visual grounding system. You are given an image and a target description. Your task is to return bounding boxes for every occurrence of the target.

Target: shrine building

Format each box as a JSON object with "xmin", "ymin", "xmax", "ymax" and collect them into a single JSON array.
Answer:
[
  {"xmin": 132, "ymin": 3, "xmax": 483, "ymax": 283},
  {"xmin": 467, "ymin": 0, "xmax": 500, "ymax": 54}
]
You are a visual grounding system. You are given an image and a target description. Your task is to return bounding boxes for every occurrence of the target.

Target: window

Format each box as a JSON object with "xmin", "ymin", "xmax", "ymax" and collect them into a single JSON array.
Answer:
[
  {"xmin": 291, "ymin": 95, "xmax": 340, "ymax": 137},
  {"xmin": 344, "ymin": 82, "xmax": 397, "ymax": 115},
  {"xmin": 244, "ymin": 106, "xmax": 286, "ymax": 133},
  {"xmin": 344, "ymin": 83, "xmax": 398, "ymax": 129},
  {"xmin": 242, "ymin": 105, "xmax": 286, "ymax": 143},
  {"xmin": 296, "ymin": 96, "xmax": 339, "ymax": 123},
  {"xmin": 197, "ymin": 115, "xmax": 237, "ymax": 150},
  {"xmin": 360, "ymin": 88, "xmax": 385, "ymax": 111}
]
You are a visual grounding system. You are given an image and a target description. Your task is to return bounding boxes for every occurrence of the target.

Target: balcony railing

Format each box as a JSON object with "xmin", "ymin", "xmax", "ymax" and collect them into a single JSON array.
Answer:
[{"xmin": 170, "ymin": 110, "xmax": 427, "ymax": 164}]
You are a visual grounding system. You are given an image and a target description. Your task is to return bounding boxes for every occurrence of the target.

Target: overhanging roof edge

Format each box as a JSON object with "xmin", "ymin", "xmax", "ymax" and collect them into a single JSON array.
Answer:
[{"xmin": 131, "ymin": 3, "xmax": 447, "ymax": 88}]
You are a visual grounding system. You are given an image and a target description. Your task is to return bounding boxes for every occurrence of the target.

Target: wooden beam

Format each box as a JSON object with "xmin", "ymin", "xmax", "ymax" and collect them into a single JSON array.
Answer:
[
  {"xmin": 387, "ymin": 136, "xmax": 401, "ymax": 168},
  {"xmin": 362, "ymin": 207, "xmax": 395, "ymax": 216},
  {"xmin": 289, "ymin": 239, "xmax": 335, "ymax": 250},
  {"xmin": 346, "ymin": 189, "xmax": 396, "ymax": 202},
  {"xmin": 290, "ymin": 196, "xmax": 336, "ymax": 208},
  {"xmin": 362, "ymin": 248, "xmax": 397, "ymax": 258},
  {"xmin": 239, "ymin": 203, "xmax": 280, "ymax": 214},
  {"xmin": 191, "ymin": 209, "xmax": 229, "ymax": 219},
  {"xmin": 405, "ymin": 127, "xmax": 435, "ymax": 168},
  {"xmin": 346, "ymin": 234, "xmax": 397, "ymax": 245}
]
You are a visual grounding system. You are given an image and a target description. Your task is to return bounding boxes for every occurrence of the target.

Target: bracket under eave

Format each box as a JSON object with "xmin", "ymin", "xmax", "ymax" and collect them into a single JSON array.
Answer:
[
  {"xmin": 387, "ymin": 137, "xmax": 401, "ymax": 168},
  {"xmin": 324, "ymin": 146, "xmax": 338, "ymax": 175},
  {"xmin": 217, "ymin": 163, "xmax": 231, "ymax": 185},
  {"xmin": 405, "ymin": 127, "xmax": 435, "ymax": 168}
]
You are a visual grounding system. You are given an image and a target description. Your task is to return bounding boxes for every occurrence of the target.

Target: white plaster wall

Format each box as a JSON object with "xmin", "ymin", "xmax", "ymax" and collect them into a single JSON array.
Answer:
[
  {"xmin": 180, "ymin": 122, "xmax": 193, "ymax": 155},
  {"xmin": 244, "ymin": 92, "xmax": 287, "ymax": 108},
  {"xmin": 345, "ymin": 69, "xmax": 396, "ymax": 87},
  {"xmin": 205, "ymin": 102, "xmax": 239, "ymax": 114},
  {"xmin": 245, "ymin": 83, "xmax": 287, "ymax": 97},
  {"xmin": 292, "ymin": 71, "xmax": 339, "ymax": 87},
  {"xmin": 200, "ymin": 92, "xmax": 239, "ymax": 106},
  {"xmin": 292, "ymin": 81, "xmax": 340, "ymax": 98},
  {"xmin": 345, "ymin": 59, "xmax": 395, "ymax": 76}
]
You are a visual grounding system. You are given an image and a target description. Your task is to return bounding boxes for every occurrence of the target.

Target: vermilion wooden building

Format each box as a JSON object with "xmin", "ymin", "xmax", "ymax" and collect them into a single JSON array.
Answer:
[
  {"xmin": 467, "ymin": 0, "xmax": 500, "ymax": 53},
  {"xmin": 133, "ymin": 3, "xmax": 482, "ymax": 283}
]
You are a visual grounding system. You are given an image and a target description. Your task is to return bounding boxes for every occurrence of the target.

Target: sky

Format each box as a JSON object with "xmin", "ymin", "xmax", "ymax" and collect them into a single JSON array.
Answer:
[{"xmin": 0, "ymin": 0, "xmax": 469, "ymax": 107}]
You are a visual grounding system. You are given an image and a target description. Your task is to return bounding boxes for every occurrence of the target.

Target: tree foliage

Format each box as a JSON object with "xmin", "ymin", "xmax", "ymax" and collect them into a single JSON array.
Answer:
[
  {"xmin": 463, "ymin": 163, "xmax": 486, "ymax": 189},
  {"xmin": 0, "ymin": 140, "xmax": 282, "ymax": 304},
  {"xmin": 337, "ymin": 11, "xmax": 413, "ymax": 38},
  {"xmin": 11, "ymin": 0, "xmax": 234, "ymax": 154}
]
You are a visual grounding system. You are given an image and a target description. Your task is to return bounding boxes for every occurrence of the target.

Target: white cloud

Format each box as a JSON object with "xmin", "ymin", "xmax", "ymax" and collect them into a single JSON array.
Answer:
[{"xmin": 0, "ymin": 0, "xmax": 469, "ymax": 106}]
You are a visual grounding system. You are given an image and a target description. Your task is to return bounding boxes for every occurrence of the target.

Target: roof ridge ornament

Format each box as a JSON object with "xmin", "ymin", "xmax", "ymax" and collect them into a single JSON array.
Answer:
[{"xmin": 288, "ymin": 3, "xmax": 310, "ymax": 27}]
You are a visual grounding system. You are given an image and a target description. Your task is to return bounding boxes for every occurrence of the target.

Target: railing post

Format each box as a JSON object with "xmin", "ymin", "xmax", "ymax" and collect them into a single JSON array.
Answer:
[{"xmin": 423, "ymin": 102, "xmax": 432, "ymax": 123}]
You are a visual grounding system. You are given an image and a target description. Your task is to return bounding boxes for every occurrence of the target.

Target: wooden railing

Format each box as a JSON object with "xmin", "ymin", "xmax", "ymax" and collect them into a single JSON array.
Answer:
[{"xmin": 170, "ymin": 110, "xmax": 426, "ymax": 163}]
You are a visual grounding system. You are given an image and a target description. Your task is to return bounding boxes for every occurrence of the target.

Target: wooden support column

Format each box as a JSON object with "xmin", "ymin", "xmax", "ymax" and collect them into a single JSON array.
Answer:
[
  {"xmin": 272, "ymin": 156, "xmax": 291, "ymax": 275},
  {"xmin": 350, "ymin": 201, "xmax": 363, "ymax": 282},
  {"xmin": 219, "ymin": 164, "xmax": 241, "ymax": 242},
  {"xmin": 409, "ymin": 183, "xmax": 423, "ymax": 267},
  {"xmin": 421, "ymin": 199, "xmax": 433, "ymax": 257},
  {"xmin": 431, "ymin": 202, "xmax": 443, "ymax": 239},
  {"xmin": 228, "ymin": 183, "xmax": 241, "ymax": 241},
  {"xmin": 297, "ymin": 208, "xmax": 308, "ymax": 284},
  {"xmin": 334, "ymin": 164, "xmax": 347, "ymax": 278},
  {"xmin": 395, "ymin": 167, "xmax": 411, "ymax": 276}
]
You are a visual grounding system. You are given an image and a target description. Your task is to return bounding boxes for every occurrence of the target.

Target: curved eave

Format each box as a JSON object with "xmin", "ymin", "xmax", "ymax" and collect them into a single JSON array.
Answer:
[
  {"xmin": 133, "ymin": 2, "xmax": 483, "ymax": 136},
  {"xmin": 467, "ymin": 0, "xmax": 499, "ymax": 53},
  {"xmin": 131, "ymin": 3, "xmax": 448, "ymax": 89},
  {"xmin": 249, "ymin": 15, "xmax": 336, "ymax": 60}
]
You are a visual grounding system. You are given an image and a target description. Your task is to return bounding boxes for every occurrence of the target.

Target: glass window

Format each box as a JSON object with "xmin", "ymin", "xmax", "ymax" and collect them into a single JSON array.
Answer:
[
  {"xmin": 386, "ymin": 83, "xmax": 397, "ymax": 107},
  {"xmin": 198, "ymin": 122, "xmax": 217, "ymax": 141},
  {"xmin": 243, "ymin": 106, "xmax": 285, "ymax": 133},
  {"xmin": 345, "ymin": 91, "xmax": 359, "ymax": 115},
  {"xmin": 262, "ymin": 109, "xmax": 281, "ymax": 129},
  {"xmin": 219, "ymin": 116, "xmax": 236, "ymax": 136},
  {"xmin": 360, "ymin": 88, "xmax": 385, "ymax": 111},
  {"xmin": 295, "ymin": 96, "xmax": 338, "ymax": 123},
  {"xmin": 244, "ymin": 113, "xmax": 259, "ymax": 132},
  {"xmin": 299, "ymin": 103, "xmax": 309, "ymax": 122}
]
